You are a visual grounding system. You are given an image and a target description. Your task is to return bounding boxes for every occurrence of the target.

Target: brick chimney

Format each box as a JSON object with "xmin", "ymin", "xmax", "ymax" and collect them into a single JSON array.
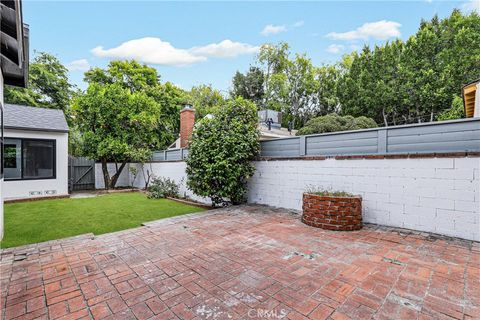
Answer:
[{"xmin": 180, "ymin": 105, "xmax": 195, "ymax": 148}]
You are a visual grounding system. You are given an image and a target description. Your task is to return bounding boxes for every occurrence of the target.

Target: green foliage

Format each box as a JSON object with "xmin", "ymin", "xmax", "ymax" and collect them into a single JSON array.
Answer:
[
  {"xmin": 73, "ymin": 60, "xmax": 168, "ymax": 189},
  {"xmin": 5, "ymin": 52, "xmax": 75, "ymax": 113},
  {"xmin": 147, "ymin": 177, "xmax": 180, "ymax": 199},
  {"xmin": 231, "ymin": 10, "xmax": 478, "ymax": 128},
  {"xmin": 337, "ymin": 10, "xmax": 480, "ymax": 125},
  {"xmin": 186, "ymin": 97, "xmax": 259, "ymax": 206},
  {"xmin": 297, "ymin": 113, "xmax": 377, "ymax": 135},
  {"xmin": 187, "ymin": 84, "xmax": 225, "ymax": 119},
  {"xmin": 230, "ymin": 66, "xmax": 265, "ymax": 108},
  {"xmin": 237, "ymin": 43, "xmax": 345, "ymax": 128},
  {"xmin": 437, "ymin": 96, "xmax": 465, "ymax": 121}
]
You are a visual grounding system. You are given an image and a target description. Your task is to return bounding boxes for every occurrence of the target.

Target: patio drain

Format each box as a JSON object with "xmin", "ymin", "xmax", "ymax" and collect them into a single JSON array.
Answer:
[{"xmin": 282, "ymin": 251, "xmax": 319, "ymax": 260}]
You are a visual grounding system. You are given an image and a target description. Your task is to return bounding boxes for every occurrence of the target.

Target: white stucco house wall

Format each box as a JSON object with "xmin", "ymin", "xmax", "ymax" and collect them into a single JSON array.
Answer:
[{"xmin": 3, "ymin": 104, "xmax": 69, "ymax": 200}]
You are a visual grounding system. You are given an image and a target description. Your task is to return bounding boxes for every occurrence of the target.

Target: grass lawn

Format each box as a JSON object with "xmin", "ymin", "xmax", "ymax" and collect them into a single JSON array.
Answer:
[{"xmin": 1, "ymin": 192, "xmax": 206, "ymax": 248}]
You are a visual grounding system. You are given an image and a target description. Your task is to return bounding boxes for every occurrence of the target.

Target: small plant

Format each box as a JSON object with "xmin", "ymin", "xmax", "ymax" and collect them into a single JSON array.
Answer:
[
  {"xmin": 147, "ymin": 177, "xmax": 179, "ymax": 199},
  {"xmin": 129, "ymin": 166, "xmax": 138, "ymax": 188},
  {"xmin": 305, "ymin": 186, "xmax": 356, "ymax": 197}
]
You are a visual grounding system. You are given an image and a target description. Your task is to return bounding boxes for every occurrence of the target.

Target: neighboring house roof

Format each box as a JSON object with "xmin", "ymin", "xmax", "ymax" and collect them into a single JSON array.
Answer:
[
  {"xmin": 4, "ymin": 104, "xmax": 69, "ymax": 133},
  {"xmin": 258, "ymin": 123, "xmax": 297, "ymax": 140}
]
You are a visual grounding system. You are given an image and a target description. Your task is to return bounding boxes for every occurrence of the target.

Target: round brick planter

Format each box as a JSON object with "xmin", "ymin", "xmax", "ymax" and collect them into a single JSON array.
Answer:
[{"xmin": 302, "ymin": 193, "xmax": 362, "ymax": 231}]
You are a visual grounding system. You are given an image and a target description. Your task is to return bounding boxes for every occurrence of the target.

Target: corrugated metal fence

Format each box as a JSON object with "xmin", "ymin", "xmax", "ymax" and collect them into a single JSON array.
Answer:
[{"xmin": 152, "ymin": 118, "xmax": 480, "ymax": 160}]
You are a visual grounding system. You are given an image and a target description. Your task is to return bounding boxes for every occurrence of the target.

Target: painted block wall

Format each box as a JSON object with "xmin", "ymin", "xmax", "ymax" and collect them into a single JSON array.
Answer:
[
  {"xmin": 94, "ymin": 163, "xmax": 131, "ymax": 189},
  {"xmin": 3, "ymin": 129, "xmax": 69, "ymax": 200},
  {"xmin": 248, "ymin": 157, "xmax": 480, "ymax": 241},
  {"xmin": 95, "ymin": 162, "xmax": 210, "ymax": 204}
]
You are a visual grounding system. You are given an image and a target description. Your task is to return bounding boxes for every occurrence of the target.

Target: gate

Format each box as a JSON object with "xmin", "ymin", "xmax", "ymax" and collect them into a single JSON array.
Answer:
[{"xmin": 68, "ymin": 156, "xmax": 95, "ymax": 192}]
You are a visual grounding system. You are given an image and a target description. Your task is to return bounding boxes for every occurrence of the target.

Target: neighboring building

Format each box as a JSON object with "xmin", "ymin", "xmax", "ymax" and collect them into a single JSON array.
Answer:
[
  {"xmin": 258, "ymin": 109, "xmax": 297, "ymax": 140},
  {"xmin": 168, "ymin": 107, "xmax": 296, "ymax": 149},
  {"xmin": 463, "ymin": 79, "xmax": 479, "ymax": 118},
  {"xmin": 1, "ymin": 0, "xmax": 30, "ymax": 238},
  {"xmin": 3, "ymin": 104, "xmax": 69, "ymax": 200}
]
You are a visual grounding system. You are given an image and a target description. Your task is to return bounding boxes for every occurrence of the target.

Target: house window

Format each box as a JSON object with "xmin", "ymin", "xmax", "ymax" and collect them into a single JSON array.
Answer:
[{"xmin": 4, "ymin": 138, "xmax": 56, "ymax": 180}]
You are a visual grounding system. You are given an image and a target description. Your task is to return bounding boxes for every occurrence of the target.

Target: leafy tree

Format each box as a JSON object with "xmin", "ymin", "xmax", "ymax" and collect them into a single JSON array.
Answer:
[
  {"xmin": 187, "ymin": 84, "xmax": 225, "ymax": 118},
  {"xmin": 437, "ymin": 96, "xmax": 465, "ymax": 121},
  {"xmin": 186, "ymin": 98, "xmax": 259, "ymax": 206},
  {"xmin": 150, "ymin": 82, "xmax": 188, "ymax": 146},
  {"xmin": 257, "ymin": 42, "xmax": 290, "ymax": 109},
  {"xmin": 296, "ymin": 113, "xmax": 377, "ymax": 135},
  {"xmin": 230, "ymin": 66, "xmax": 264, "ymax": 108},
  {"xmin": 73, "ymin": 61, "xmax": 167, "ymax": 189},
  {"xmin": 5, "ymin": 52, "xmax": 75, "ymax": 113},
  {"xmin": 315, "ymin": 64, "xmax": 342, "ymax": 116},
  {"xmin": 337, "ymin": 10, "xmax": 479, "ymax": 125}
]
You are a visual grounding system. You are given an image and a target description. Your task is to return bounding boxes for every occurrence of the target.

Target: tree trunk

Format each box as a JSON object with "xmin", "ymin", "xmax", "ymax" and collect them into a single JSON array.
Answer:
[
  {"xmin": 101, "ymin": 159, "xmax": 110, "ymax": 190},
  {"xmin": 382, "ymin": 108, "xmax": 389, "ymax": 127},
  {"xmin": 109, "ymin": 162, "xmax": 127, "ymax": 189}
]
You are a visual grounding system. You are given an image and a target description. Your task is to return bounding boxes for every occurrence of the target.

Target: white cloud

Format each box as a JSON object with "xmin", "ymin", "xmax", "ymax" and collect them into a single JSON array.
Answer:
[
  {"xmin": 293, "ymin": 20, "xmax": 304, "ymax": 28},
  {"xmin": 66, "ymin": 59, "xmax": 90, "ymax": 72},
  {"xmin": 326, "ymin": 20, "xmax": 401, "ymax": 41},
  {"xmin": 326, "ymin": 44, "xmax": 345, "ymax": 54},
  {"xmin": 462, "ymin": 0, "xmax": 480, "ymax": 13},
  {"xmin": 261, "ymin": 24, "xmax": 288, "ymax": 36},
  {"xmin": 91, "ymin": 37, "xmax": 259, "ymax": 66},
  {"xmin": 425, "ymin": 0, "xmax": 433, "ymax": 3},
  {"xmin": 92, "ymin": 37, "xmax": 205, "ymax": 67},
  {"xmin": 190, "ymin": 40, "xmax": 259, "ymax": 58}
]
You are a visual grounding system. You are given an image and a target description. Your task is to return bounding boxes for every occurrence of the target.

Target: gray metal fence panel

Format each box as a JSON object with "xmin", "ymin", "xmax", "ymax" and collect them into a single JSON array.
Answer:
[{"xmin": 151, "ymin": 119, "xmax": 480, "ymax": 160}]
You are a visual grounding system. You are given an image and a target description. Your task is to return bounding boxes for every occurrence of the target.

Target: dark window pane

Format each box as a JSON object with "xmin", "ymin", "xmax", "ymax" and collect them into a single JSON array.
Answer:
[
  {"xmin": 23, "ymin": 140, "xmax": 55, "ymax": 179},
  {"xmin": 4, "ymin": 144, "xmax": 17, "ymax": 168},
  {"xmin": 4, "ymin": 138, "xmax": 21, "ymax": 179}
]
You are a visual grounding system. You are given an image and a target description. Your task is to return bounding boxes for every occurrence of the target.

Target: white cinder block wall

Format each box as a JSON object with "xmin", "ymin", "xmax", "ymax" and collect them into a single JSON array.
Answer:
[
  {"xmin": 94, "ymin": 163, "xmax": 131, "ymax": 189},
  {"xmin": 95, "ymin": 162, "xmax": 210, "ymax": 204},
  {"xmin": 95, "ymin": 156, "xmax": 479, "ymax": 241},
  {"xmin": 248, "ymin": 157, "xmax": 480, "ymax": 241}
]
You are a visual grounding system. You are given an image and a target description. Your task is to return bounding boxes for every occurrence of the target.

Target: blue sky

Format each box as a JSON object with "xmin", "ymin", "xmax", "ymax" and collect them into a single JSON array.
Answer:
[{"xmin": 24, "ymin": 0, "xmax": 479, "ymax": 92}]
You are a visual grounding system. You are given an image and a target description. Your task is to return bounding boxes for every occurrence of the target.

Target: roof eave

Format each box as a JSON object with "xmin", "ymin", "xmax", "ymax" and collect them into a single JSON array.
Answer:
[{"xmin": 4, "ymin": 126, "xmax": 69, "ymax": 133}]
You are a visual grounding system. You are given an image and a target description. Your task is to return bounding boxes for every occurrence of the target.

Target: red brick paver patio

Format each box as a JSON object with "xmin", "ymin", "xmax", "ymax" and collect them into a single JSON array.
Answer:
[{"xmin": 1, "ymin": 206, "xmax": 479, "ymax": 320}]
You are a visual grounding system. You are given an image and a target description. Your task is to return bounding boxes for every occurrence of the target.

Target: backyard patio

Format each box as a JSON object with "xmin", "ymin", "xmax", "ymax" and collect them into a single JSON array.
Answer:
[{"xmin": 1, "ymin": 205, "xmax": 478, "ymax": 320}]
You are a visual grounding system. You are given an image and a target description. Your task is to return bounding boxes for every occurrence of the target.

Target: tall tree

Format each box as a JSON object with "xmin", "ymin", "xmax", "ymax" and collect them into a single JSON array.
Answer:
[
  {"xmin": 187, "ymin": 84, "xmax": 225, "ymax": 119},
  {"xmin": 5, "ymin": 52, "xmax": 75, "ymax": 113},
  {"xmin": 74, "ymin": 60, "xmax": 170, "ymax": 189},
  {"xmin": 230, "ymin": 66, "xmax": 264, "ymax": 108}
]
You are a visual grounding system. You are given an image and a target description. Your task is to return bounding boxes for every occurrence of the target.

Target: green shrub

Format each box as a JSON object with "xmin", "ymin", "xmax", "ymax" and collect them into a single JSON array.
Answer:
[
  {"xmin": 297, "ymin": 113, "xmax": 377, "ymax": 135},
  {"xmin": 186, "ymin": 97, "xmax": 259, "ymax": 206},
  {"xmin": 147, "ymin": 177, "xmax": 179, "ymax": 199}
]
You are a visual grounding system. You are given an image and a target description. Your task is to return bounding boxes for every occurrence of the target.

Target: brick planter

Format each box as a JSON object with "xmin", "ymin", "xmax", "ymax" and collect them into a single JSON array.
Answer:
[{"xmin": 302, "ymin": 193, "xmax": 362, "ymax": 231}]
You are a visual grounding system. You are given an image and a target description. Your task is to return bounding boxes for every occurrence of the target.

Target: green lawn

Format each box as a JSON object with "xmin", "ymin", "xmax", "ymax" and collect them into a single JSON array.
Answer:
[{"xmin": 1, "ymin": 192, "xmax": 206, "ymax": 248}]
